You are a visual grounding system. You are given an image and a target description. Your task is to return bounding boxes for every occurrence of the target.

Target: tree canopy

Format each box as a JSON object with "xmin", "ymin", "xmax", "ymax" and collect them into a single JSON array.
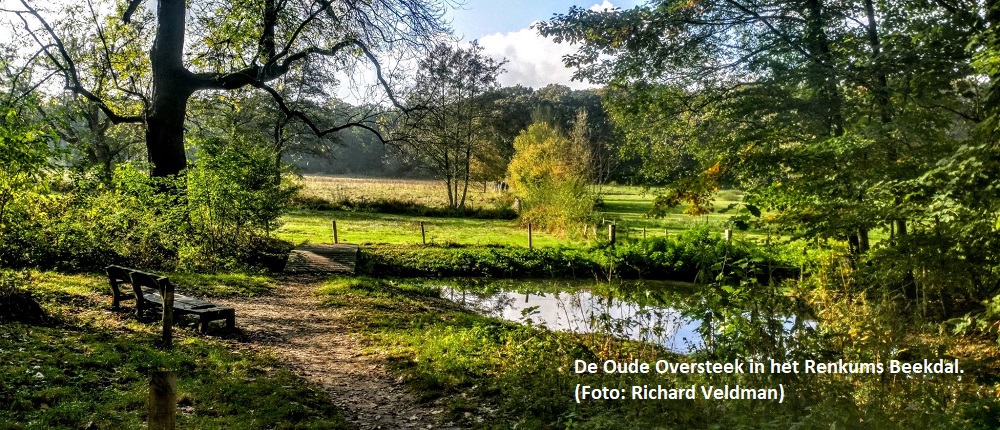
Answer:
[{"xmin": 6, "ymin": 0, "xmax": 451, "ymax": 177}]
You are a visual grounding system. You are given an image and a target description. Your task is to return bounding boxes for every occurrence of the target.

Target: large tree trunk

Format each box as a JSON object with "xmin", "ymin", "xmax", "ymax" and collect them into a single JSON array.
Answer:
[
  {"xmin": 146, "ymin": 0, "xmax": 192, "ymax": 178},
  {"xmin": 805, "ymin": 0, "xmax": 872, "ymax": 254}
]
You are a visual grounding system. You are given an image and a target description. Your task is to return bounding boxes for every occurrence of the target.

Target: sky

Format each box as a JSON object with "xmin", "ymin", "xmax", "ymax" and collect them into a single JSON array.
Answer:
[
  {"xmin": 0, "ymin": 0, "xmax": 641, "ymax": 97},
  {"xmin": 446, "ymin": 0, "xmax": 641, "ymax": 90}
]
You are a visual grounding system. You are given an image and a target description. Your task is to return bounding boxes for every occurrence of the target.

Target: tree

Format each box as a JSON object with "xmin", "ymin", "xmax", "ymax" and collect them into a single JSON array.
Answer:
[
  {"xmin": 507, "ymin": 121, "xmax": 593, "ymax": 233},
  {"xmin": 539, "ymin": 0, "xmax": 981, "ymax": 254},
  {"xmin": 397, "ymin": 41, "xmax": 506, "ymax": 209},
  {"xmin": 6, "ymin": 0, "xmax": 449, "ymax": 178}
]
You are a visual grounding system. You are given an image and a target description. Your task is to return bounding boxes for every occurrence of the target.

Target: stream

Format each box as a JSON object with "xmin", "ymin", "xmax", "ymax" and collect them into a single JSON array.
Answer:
[{"xmin": 438, "ymin": 279, "xmax": 803, "ymax": 353}]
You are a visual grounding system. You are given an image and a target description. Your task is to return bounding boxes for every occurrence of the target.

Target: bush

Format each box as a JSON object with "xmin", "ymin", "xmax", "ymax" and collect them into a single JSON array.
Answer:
[
  {"xmin": 0, "ymin": 271, "xmax": 49, "ymax": 325},
  {"xmin": 358, "ymin": 244, "xmax": 599, "ymax": 278},
  {"xmin": 0, "ymin": 158, "xmax": 296, "ymax": 273},
  {"xmin": 507, "ymin": 122, "xmax": 594, "ymax": 233},
  {"xmin": 358, "ymin": 229, "xmax": 796, "ymax": 282},
  {"xmin": 183, "ymin": 136, "xmax": 299, "ymax": 270},
  {"xmin": 290, "ymin": 194, "xmax": 517, "ymax": 219}
]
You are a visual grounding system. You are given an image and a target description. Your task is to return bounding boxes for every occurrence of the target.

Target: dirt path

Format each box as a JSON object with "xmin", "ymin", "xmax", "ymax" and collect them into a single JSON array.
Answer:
[{"xmin": 214, "ymin": 276, "xmax": 466, "ymax": 430}]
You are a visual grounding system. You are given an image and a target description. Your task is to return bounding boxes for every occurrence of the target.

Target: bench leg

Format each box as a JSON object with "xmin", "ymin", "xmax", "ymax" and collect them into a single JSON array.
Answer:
[{"xmin": 226, "ymin": 314, "xmax": 235, "ymax": 331}]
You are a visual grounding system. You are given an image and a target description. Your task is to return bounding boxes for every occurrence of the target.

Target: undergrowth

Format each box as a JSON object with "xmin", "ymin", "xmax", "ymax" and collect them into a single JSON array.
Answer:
[{"xmin": 358, "ymin": 227, "xmax": 798, "ymax": 282}]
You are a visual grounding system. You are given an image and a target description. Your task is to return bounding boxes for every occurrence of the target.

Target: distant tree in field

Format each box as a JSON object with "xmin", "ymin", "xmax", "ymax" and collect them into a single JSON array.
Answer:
[
  {"xmin": 507, "ymin": 121, "xmax": 593, "ymax": 233},
  {"xmin": 398, "ymin": 41, "xmax": 506, "ymax": 208}
]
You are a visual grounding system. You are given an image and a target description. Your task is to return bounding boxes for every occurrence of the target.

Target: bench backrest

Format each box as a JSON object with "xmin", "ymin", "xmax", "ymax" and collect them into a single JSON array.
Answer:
[
  {"xmin": 129, "ymin": 270, "xmax": 160, "ymax": 293},
  {"xmin": 106, "ymin": 265, "xmax": 133, "ymax": 297}
]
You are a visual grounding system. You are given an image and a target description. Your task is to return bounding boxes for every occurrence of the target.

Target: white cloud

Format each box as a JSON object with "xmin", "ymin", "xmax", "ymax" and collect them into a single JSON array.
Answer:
[
  {"xmin": 478, "ymin": 25, "xmax": 592, "ymax": 90},
  {"xmin": 589, "ymin": 0, "xmax": 617, "ymax": 11},
  {"xmin": 477, "ymin": 1, "xmax": 621, "ymax": 90}
]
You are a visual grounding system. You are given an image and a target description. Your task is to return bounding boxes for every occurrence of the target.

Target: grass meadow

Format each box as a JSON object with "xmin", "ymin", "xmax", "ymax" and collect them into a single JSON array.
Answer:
[{"xmin": 280, "ymin": 176, "xmax": 745, "ymax": 247}]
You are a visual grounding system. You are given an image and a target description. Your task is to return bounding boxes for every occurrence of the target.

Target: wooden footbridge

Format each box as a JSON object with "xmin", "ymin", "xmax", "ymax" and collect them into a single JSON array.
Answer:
[{"xmin": 283, "ymin": 243, "xmax": 359, "ymax": 274}]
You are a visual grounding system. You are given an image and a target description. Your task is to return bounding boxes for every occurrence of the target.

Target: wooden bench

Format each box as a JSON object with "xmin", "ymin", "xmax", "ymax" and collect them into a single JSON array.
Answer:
[{"xmin": 105, "ymin": 265, "xmax": 235, "ymax": 333}]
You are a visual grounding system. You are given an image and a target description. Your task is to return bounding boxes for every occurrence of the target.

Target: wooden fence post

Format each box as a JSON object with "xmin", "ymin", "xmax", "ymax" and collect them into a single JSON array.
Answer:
[
  {"xmin": 420, "ymin": 221, "xmax": 426, "ymax": 245},
  {"xmin": 724, "ymin": 229, "xmax": 732, "ymax": 242},
  {"xmin": 332, "ymin": 220, "xmax": 339, "ymax": 244},
  {"xmin": 528, "ymin": 223, "xmax": 533, "ymax": 249},
  {"xmin": 643, "ymin": 227, "xmax": 646, "ymax": 239},
  {"xmin": 149, "ymin": 371, "xmax": 176, "ymax": 430},
  {"xmin": 160, "ymin": 279, "xmax": 173, "ymax": 349},
  {"xmin": 608, "ymin": 224, "xmax": 616, "ymax": 245}
]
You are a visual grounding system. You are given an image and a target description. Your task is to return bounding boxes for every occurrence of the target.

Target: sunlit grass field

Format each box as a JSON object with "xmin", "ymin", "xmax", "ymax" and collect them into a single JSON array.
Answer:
[{"xmin": 278, "ymin": 176, "xmax": 745, "ymax": 247}]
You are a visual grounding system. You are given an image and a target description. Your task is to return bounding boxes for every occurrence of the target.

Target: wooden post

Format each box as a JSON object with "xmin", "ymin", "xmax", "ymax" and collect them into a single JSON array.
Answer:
[
  {"xmin": 664, "ymin": 228, "xmax": 669, "ymax": 237},
  {"xmin": 332, "ymin": 220, "xmax": 339, "ymax": 244},
  {"xmin": 593, "ymin": 225, "xmax": 598, "ymax": 239},
  {"xmin": 160, "ymin": 278, "xmax": 174, "ymax": 349},
  {"xmin": 528, "ymin": 223, "xmax": 533, "ymax": 249},
  {"xmin": 643, "ymin": 227, "xmax": 646, "ymax": 239},
  {"xmin": 149, "ymin": 371, "xmax": 176, "ymax": 430},
  {"xmin": 724, "ymin": 229, "xmax": 732, "ymax": 242},
  {"xmin": 420, "ymin": 221, "xmax": 426, "ymax": 245},
  {"xmin": 608, "ymin": 224, "xmax": 616, "ymax": 245}
]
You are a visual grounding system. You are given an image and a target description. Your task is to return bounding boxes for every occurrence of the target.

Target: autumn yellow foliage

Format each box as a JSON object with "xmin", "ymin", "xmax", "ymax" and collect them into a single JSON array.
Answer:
[{"xmin": 506, "ymin": 122, "xmax": 593, "ymax": 233}]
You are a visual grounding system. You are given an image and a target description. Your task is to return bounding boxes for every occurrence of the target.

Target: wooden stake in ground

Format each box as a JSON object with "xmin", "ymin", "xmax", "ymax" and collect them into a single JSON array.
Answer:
[
  {"xmin": 160, "ymin": 278, "xmax": 174, "ymax": 349},
  {"xmin": 332, "ymin": 220, "xmax": 339, "ymax": 244},
  {"xmin": 149, "ymin": 371, "xmax": 176, "ymax": 430},
  {"xmin": 608, "ymin": 224, "xmax": 616, "ymax": 245},
  {"xmin": 528, "ymin": 223, "xmax": 533, "ymax": 249},
  {"xmin": 420, "ymin": 221, "xmax": 426, "ymax": 245},
  {"xmin": 724, "ymin": 229, "xmax": 732, "ymax": 242}
]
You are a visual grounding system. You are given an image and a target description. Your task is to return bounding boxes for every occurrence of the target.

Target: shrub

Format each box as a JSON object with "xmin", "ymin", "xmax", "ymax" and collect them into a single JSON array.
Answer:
[
  {"xmin": 0, "ymin": 271, "xmax": 49, "ymax": 325},
  {"xmin": 507, "ymin": 122, "xmax": 594, "ymax": 233},
  {"xmin": 291, "ymin": 194, "xmax": 517, "ymax": 219},
  {"xmin": 184, "ymin": 136, "xmax": 299, "ymax": 270},
  {"xmin": 358, "ymin": 244, "xmax": 600, "ymax": 278},
  {"xmin": 358, "ymin": 231, "xmax": 796, "ymax": 282},
  {"xmin": 0, "ymin": 159, "xmax": 295, "ymax": 273}
]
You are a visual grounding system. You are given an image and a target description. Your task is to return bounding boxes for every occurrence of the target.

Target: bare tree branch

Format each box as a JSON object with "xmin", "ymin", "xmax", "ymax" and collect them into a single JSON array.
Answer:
[
  {"xmin": 12, "ymin": 1, "xmax": 144, "ymax": 124},
  {"xmin": 249, "ymin": 79, "xmax": 391, "ymax": 143}
]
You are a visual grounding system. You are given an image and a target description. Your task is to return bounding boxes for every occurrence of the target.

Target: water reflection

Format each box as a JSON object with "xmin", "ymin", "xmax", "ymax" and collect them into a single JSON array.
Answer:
[{"xmin": 440, "ymin": 280, "xmax": 706, "ymax": 352}]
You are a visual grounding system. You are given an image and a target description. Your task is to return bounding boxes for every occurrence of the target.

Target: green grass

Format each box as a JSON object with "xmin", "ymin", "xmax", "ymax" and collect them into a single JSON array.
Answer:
[
  {"xmin": 277, "ymin": 209, "xmax": 576, "ymax": 247},
  {"xmin": 282, "ymin": 177, "xmax": 748, "ymax": 247},
  {"xmin": 0, "ymin": 272, "xmax": 347, "ymax": 429}
]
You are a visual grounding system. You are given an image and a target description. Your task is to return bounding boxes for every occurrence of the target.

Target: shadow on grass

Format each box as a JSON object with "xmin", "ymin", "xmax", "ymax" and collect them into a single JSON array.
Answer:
[{"xmin": 0, "ymin": 272, "xmax": 347, "ymax": 429}]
